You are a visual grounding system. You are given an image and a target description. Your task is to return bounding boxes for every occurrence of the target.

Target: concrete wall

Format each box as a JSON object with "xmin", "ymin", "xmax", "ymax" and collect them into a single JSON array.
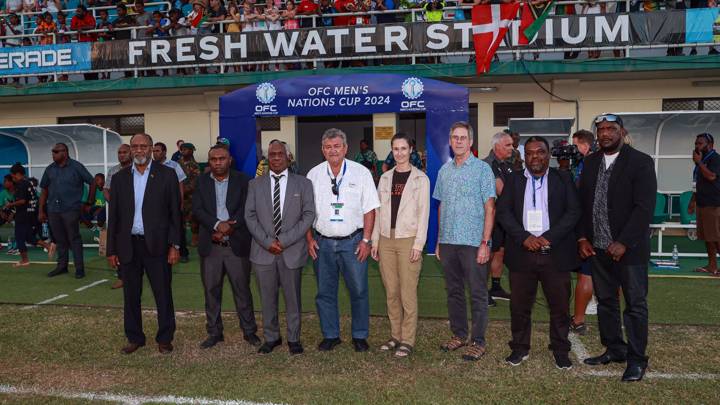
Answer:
[{"xmin": 1, "ymin": 78, "xmax": 718, "ymax": 164}]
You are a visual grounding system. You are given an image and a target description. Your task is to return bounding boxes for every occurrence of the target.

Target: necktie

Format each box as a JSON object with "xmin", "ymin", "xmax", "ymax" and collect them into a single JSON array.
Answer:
[{"xmin": 272, "ymin": 175, "xmax": 283, "ymax": 236}]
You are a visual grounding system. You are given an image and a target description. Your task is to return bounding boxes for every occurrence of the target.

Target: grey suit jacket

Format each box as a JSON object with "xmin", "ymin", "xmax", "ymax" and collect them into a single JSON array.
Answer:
[{"xmin": 245, "ymin": 172, "xmax": 316, "ymax": 268}]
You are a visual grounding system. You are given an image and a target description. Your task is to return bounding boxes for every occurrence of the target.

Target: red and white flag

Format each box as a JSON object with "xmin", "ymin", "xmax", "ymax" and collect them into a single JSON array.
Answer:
[{"xmin": 472, "ymin": 2, "xmax": 520, "ymax": 75}]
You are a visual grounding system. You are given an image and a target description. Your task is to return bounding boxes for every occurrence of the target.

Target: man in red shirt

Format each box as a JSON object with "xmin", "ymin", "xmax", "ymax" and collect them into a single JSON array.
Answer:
[
  {"xmin": 71, "ymin": 5, "xmax": 98, "ymax": 42},
  {"xmin": 296, "ymin": 0, "xmax": 319, "ymax": 28},
  {"xmin": 333, "ymin": 0, "xmax": 357, "ymax": 26}
]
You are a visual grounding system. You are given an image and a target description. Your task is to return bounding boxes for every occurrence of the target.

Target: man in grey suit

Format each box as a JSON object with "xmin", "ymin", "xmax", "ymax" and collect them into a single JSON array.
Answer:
[
  {"xmin": 193, "ymin": 145, "xmax": 260, "ymax": 349},
  {"xmin": 245, "ymin": 140, "xmax": 316, "ymax": 355}
]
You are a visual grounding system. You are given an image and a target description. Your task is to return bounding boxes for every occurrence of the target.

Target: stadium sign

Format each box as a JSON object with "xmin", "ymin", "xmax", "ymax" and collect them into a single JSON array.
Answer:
[{"xmin": 1, "ymin": 9, "xmax": 718, "ymax": 76}]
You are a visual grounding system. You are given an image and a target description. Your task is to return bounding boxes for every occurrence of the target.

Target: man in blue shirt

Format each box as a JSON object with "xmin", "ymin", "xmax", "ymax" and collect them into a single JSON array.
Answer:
[
  {"xmin": 433, "ymin": 121, "xmax": 496, "ymax": 362},
  {"xmin": 39, "ymin": 143, "xmax": 94, "ymax": 279}
]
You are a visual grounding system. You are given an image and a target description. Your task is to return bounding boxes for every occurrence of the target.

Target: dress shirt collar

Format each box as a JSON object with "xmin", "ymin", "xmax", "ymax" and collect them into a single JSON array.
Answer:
[
  {"xmin": 131, "ymin": 159, "xmax": 152, "ymax": 175},
  {"xmin": 211, "ymin": 171, "xmax": 230, "ymax": 183},
  {"xmin": 270, "ymin": 168, "xmax": 289, "ymax": 179},
  {"xmin": 523, "ymin": 167, "xmax": 548, "ymax": 181}
]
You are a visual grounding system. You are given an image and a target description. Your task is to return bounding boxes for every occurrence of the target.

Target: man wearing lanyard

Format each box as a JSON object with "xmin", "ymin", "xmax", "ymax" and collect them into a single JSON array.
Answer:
[
  {"xmin": 689, "ymin": 133, "xmax": 720, "ymax": 276},
  {"xmin": 306, "ymin": 128, "xmax": 380, "ymax": 352},
  {"xmin": 496, "ymin": 136, "xmax": 581, "ymax": 369}
]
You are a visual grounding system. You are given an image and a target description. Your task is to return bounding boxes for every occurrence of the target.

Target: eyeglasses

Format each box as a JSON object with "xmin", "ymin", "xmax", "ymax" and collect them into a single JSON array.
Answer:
[
  {"xmin": 594, "ymin": 114, "xmax": 624, "ymax": 127},
  {"xmin": 330, "ymin": 178, "xmax": 339, "ymax": 196},
  {"xmin": 130, "ymin": 144, "xmax": 151, "ymax": 150}
]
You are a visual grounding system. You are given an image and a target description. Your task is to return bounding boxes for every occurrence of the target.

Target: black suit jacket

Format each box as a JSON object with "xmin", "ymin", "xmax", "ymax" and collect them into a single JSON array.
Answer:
[
  {"xmin": 107, "ymin": 162, "xmax": 181, "ymax": 263},
  {"xmin": 497, "ymin": 168, "xmax": 581, "ymax": 272},
  {"xmin": 192, "ymin": 169, "xmax": 252, "ymax": 258},
  {"xmin": 577, "ymin": 144, "xmax": 657, "ymax": 265}
]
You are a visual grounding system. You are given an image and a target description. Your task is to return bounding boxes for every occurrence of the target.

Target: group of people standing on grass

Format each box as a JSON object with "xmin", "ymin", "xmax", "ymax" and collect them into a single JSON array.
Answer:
[{"xmin": 96, "ymin": 114, "xmax": 654, "ymax": 383}]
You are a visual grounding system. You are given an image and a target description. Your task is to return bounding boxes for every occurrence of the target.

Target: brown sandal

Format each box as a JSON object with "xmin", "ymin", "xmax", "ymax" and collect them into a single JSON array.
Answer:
[
  {"xmin": 380, "ymin": 338, "xmax": 400, "ymax": 351},
  {"xmin": 461, "ymin": 342, "xmax": 486, "ymax": 361},
  {"xmin": 395, "ymin": 343, "xmax": 413, "ymax": 358},
  {"xmin": 440, "ymin": 336, "xmax": 466, "ymax": 352}
]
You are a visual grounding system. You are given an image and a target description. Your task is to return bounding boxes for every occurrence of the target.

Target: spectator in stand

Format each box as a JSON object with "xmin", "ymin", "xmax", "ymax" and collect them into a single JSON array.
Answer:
[
  {"xmin": 2, "ymin": 14, "xmax": 23, "ymax": 50},
  {"xmin": 186, "ymin": 0, "xmax": 210, "ymax": 35},
  {"xmin": 575, "ymin": 1, "xmax": 602, "ymax": 59},
  {"xmin": 148, "ymin": 10, "xmax": 171, "ymax": 37},
  {"xmin": 71, "ymin": 5, "xmax": 98, "ymax": 80},
  {"xmin": 283, "ymin": 1, "xmax": 300, "ymax": 28},
  {"xmin": 42, "ymin": 0, "xmax": 62, "ymax": 13},
  {"xmin": 227, "ymin": 2, "xmax": 242, "ymax": 32},
  {"xmin": 297, "ymin": 0, "xmax": 319, "ymax": 28},
  {"xmin": 6, "ymin": 164, "xmax": 51, "ymax": 267},
  {"xmin": 334, "ymin": 0, "xmax": 357, "ymax": 26},
  {"xmin": 241, "ymin": 0, "xmax": 257, "ymax": 33},
  {"xmin": 39, "ymin": 142, "xmax": 94, "ymax": 279},
  {"xmin": 170, "ymin": 7, "xmax": 191, "ymax": 35},
  {"xmin": 36, "ymin": 12, "xmax": 57, "ymax": 46},
  {"xmin": 357, "ymin": 0, "xmax": 375, "ymax": 25},
  {"xmin": 376, "ymin": 0, "xmax": 396, "ymax": 24},
  {"xmin": 176, "ymin": 0, "xmax": 193, "ymax": 16},
  {"xmin": 133, "ymin": 0, "xmax": 152, "ymax": 38},
  {"xmin": 97, "ymin": 9, "xmax": 112, "ymax": 42},
  {"xmin": 112, "ymin": 3, "xmax": 137, "ymax": 40},
  {"xmin": 208, "ymin": 0, "xmax": 227, "ymax": 34},
  {"xmin": 22, "ymin": 0, "xmax": 39, "ymax": 13},
  {"xmin": 423, "ymin": 0, "xmax": 445, "ymax": 22},
  {"xmin": 319, "ymin": 0, "xmax": 336, "ymax": 26},
  {"xmin": 4, "ymin": 0, "xmax": 23, "ymax": 13}
]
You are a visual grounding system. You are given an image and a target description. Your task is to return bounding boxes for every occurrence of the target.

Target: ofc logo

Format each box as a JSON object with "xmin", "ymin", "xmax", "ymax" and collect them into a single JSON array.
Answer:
[
  {"xmin": 255, "ymin": 82, "xmax": 278, "ymax": 114},
  {"xmin": 401, "ymin": 77, "xmax": 425, "ymax": 110}
]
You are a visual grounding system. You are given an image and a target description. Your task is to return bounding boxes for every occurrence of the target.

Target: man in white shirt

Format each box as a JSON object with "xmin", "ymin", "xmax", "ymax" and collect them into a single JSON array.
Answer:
[
  {"xmin": 305, "ymin": 128, "xmax": 380, "ymax": 352},
  {"xmin": 153, "ymin": 142, "xmax": 189, "ymax": 262}
]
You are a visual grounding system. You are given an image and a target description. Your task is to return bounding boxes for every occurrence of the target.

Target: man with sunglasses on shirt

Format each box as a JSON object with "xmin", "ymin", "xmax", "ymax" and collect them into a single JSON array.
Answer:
[
  {"xmin": 305, "ymin": 128, "xmax": 380, "ymax": 353},
  {"xmin": 688, "ymin": 133, "xmax": 720, "ymax": 276},
  {"xmin": 577, "ymin": 114, "xmax": 656, "ymax": 382}
]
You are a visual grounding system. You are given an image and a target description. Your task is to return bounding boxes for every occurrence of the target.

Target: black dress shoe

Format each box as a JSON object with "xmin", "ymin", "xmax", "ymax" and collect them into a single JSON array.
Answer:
[
  {"xmin": 622, "ymin": 364, "xmax": 647, "ymax": 382},
  {"xmin": 120, "ymin": 342, "xmax": 145, "ymax": 354},
  {"xmin": 258, "ymin": 339, "xmax": 283, "ymax": 354},
  {"xmin": 288, "ymin": 341, "xmax": 304, "ymax": 355},
  {"xmin": 244, "ymin": 333, "xmax": 261, "ymax": 347},
  {"xmin": 583, "ymin": 351, "xmax": 627, "ymax": 366},
  {"xmin": 352, "ymin": 338, "xmax": 369, "ymax": 352},
  {"xmin": 75, "ymin": 271, "xmax": 85, "ymax": 279},
  {"xmin": 47, "ymin": 267, "xmax": 68, "ymax": 277},
  {"xmin": 317, "ymin": 338, "xmax": 342, "ymax": 351},
  {"xmin": 158, "ymin": 342, "xmax": 173, "ymax": 354},
  {"xmin": 200, "ymin": 335, "xmax": 224, "ymax": 349}
]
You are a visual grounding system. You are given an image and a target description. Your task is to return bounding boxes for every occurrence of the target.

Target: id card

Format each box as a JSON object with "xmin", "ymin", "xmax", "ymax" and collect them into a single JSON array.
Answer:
[
  {"xmin": 330, "ymin": 202, "xmax": 345, "ymax": 222},
  {"xmin": 527, "ymin": 210, "xmax": 544, "ymax": 233}
]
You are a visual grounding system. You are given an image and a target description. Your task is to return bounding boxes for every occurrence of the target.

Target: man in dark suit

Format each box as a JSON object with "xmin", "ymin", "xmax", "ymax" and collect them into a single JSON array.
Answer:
[
  {"xmin": 192, "ymin": 145, "xmax": 260, "ymax": 349},
  {"xmin": 107, "ymin": 133, "xmax": 181, "ymax": 355},
  {"xmin": 577, "ymin": 114, "xmax": 657, "ymax": 382},
  {"xmin": 245, "ymin": 140, "xmax": 316, "ymax": 355},
  {"xmin": 496, "ymin": 136, "xmax": 581, "ymax": 370}
]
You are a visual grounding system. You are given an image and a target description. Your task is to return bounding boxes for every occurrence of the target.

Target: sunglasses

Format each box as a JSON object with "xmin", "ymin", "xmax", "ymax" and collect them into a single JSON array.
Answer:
[
  {"xmin": 698, "ymin": 132, "xmax": 715, "ymax": 144},
  {"xmin": 594, "ymin": 114, "xmax": 623, "ymax": 127},
  {"xmin": 330, "ymin": 178, "xmax": 339, "ymax": 196}
]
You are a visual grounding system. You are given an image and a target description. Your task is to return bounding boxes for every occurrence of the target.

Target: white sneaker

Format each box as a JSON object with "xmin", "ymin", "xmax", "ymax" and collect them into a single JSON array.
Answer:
[{"xmin": 585, "ymin": 296, "xmax": 598, "ymax": 315}]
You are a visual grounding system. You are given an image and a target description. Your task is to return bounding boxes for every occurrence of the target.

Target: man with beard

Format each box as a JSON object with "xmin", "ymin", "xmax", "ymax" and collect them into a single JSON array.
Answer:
[
  {"xmin": 688, "ymin": 133, "xmax": 720, "ymax": 276},
  {"xmin": 496, "ymin": 136, "xmax": 581, "ymax": 370},
  {"xmin": 104, "ymin": 144, "xmax": 132, "ymax": 289},
  {"xmin": 107, "ymin": 133, "xmax": 181, "ymax": 355},
  {"xmin": 578, "ymin": 114, "xmax": 656, "ymax": 382}
]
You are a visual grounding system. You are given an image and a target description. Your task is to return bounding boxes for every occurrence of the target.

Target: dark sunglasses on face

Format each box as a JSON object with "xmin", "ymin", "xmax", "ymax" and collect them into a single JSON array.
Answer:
[{"xmin": 594, "ymin": 114, "xmax": 623, "ymax": 127}]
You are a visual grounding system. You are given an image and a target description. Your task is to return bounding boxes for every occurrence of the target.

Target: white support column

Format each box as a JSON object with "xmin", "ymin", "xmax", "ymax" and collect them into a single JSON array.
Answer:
[{"xmin": 372, "ymin": 113, "xmax": 398, "ymax": 164}]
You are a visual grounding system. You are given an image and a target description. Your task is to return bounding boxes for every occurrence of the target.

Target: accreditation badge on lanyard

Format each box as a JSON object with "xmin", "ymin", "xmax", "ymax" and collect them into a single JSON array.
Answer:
[
  {"xmin": 527, "ymin": 175, "xmax": 544, "ymax": 233},
  {"xmin": 329, "ymin": 162, "xmax": 347, "ymax": 222}
]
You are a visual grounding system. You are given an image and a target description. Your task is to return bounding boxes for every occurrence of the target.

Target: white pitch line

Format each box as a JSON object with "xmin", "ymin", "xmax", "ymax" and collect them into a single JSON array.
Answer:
[
  {"xmin": 75, "ymin": 279, "xmax": 109, "ymax": 292},
  {"xmin": 583, "ymin": 370, "xmax": 720, "ymax": 380},
  {"xmin": 569, "ymin": 332, "xmax": 590, "ymax": 362},
  {"xmin": 0, "ymin": 384, "xmax": 284, "ymax": 405},
  {"xmin": 21, "ymin": 294, "xmax": 69, "ymax": 310}
]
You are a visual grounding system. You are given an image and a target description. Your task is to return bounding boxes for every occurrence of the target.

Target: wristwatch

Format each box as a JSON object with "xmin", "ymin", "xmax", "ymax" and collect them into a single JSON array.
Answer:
[
  {"xmin": 362, "ymin": 238, "xmax": 371, "ymax": 245},
  {"xmin": 172, "ymin": 244, "xmax": 180, "ymax": 250},
  {"xmin": 481, "ymin": 240, "xmax": 492, "ymax": 248}
]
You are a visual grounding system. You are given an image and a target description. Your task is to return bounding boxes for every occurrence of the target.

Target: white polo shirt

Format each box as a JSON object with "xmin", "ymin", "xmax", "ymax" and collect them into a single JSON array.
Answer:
[{"xmin": 306, "ymin": 159, "xmax": 380, "ymax": 237}]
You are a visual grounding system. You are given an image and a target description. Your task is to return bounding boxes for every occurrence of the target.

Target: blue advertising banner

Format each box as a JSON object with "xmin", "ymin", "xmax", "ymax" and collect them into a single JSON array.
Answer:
[
  {"xmin": 220, "ymin": 74, "xmax": 469, "ymax": 252},
  {"xmin": 0, "ymin": 42, "xmax": 91, "ymax": 76}
]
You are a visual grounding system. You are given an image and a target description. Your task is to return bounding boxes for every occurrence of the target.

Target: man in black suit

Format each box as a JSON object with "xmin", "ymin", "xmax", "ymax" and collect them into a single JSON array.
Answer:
[
  {"xmin": 578, "ymin": 114, "xmax": 657, "ymax": 382},
  {"xmin": 192, "ymin": 145, "xmax": 260, "ymax": 349},
  {"xmin": 107, "ymin": 133, "xmax": 181, "ymax": 355},
  {"xmin": 496, "ymin": 136, "xmax": 581, "ymax": 370}
]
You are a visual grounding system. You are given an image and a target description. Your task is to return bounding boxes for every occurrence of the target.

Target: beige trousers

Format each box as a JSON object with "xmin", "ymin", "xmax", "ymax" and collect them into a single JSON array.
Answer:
[{"xmin": 378, "ymin": 232, "xmax": 422, "ymax": 346}]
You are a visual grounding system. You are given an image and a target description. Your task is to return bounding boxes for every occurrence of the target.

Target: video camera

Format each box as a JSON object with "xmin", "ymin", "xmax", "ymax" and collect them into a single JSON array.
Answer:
[{"xmin": 551, "ymin": 139, "xmax": 583, "ymax": 162}]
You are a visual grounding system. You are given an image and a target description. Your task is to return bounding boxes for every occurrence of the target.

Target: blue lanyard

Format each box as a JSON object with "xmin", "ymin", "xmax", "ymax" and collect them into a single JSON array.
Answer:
[
  {"xmin": 327, "ymin": 161, "xmax": 347, "ymax": 201},
  {"xmin": 532, "ymin": 175, "xmax": 544, "ymax": 209},
  {"xmin": 694, "ymin": 149, "xmax": 715, "ymax": 182}
]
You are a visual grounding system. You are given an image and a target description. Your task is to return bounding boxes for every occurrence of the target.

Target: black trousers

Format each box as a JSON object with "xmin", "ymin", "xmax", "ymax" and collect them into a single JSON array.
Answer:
[
  {"xmin": 591, "ymin": 251, "xmax": 649, "ymax": 366},
  {"xmin": 48, "ymin": 210, "xmax": 84, "ymax": 272},
  {"xmin": 200, "ymin": 244, "xmax": 257, "ymax": 338},
  {"xmin": 122, "ymin": 236, "xmax": 176, "ymax": 345},
  {"xmin": 509, "ymin": 255, "xmax": 571, "ymax": 354}
]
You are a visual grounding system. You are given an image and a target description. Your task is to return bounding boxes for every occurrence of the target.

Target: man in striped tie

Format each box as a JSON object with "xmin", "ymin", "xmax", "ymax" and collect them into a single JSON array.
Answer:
[
  {"xmin": 245, "ymin": 140, "xmax": 316, "ymax": 354},
  {"xmin": 193, "ymin": 145, "xmax": 260, "ymax": 350}
]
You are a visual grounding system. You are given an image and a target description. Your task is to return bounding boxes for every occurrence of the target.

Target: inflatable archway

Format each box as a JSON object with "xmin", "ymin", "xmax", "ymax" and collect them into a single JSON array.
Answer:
[{"xmin": 219, "ymin": 74, "xmax": 470, "ymax": 251}]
